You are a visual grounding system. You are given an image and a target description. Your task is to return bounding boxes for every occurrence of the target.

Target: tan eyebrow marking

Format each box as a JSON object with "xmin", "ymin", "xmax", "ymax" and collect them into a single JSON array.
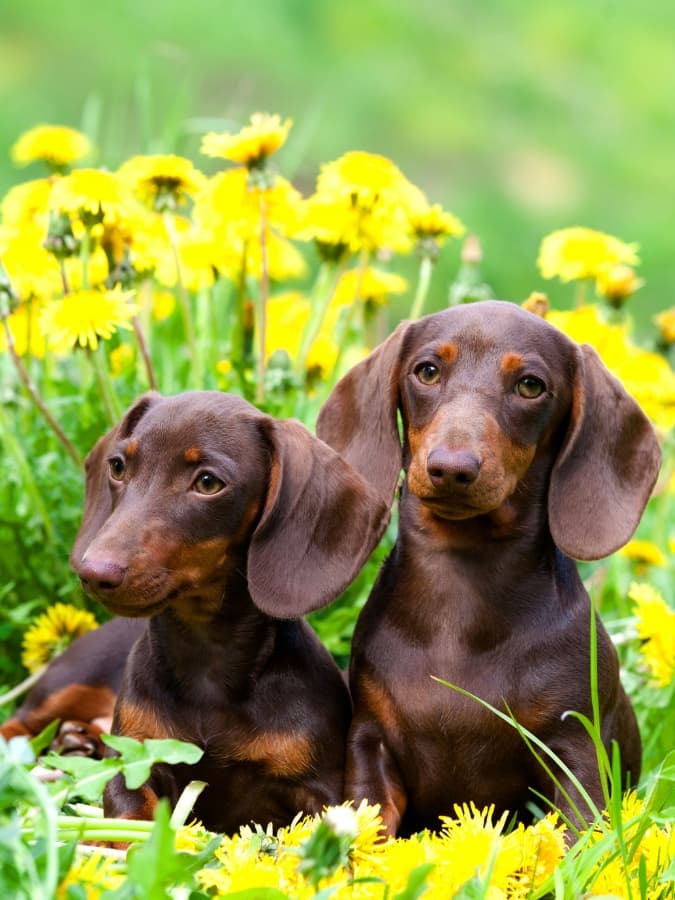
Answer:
[
  {"xmin": 437, "ymin": 342, "xmax": 458, "ymax": 364},
  {"xmin": 124, "ymin": 440, "xmax": 139, "ymax": 459},
  {"xmin": 184, "ymin": 447, "xmax": 202, "ymax": 464},
  {"xmin": 500, "ymin": 352, "xmax": 524, "ymax": 375}
]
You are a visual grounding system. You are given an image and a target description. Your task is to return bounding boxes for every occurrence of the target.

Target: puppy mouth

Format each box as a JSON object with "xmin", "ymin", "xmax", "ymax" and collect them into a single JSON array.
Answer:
[
  {"xmin": 92, "ymin": 593, "xmax": 171, "ymax": 618},
  {"xmin": 416, "ymin": 489, "xmax": 507, "ymax": 519}
]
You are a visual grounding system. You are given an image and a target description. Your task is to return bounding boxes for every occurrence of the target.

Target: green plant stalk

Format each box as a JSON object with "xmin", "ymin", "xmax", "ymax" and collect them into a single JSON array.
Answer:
[
  {"xmin": 0, "ymin": 666, "xmax": 46, "ymax": 706},
  {"xmin": 0, "ymin": 314, "xmax": 82, "ymax": 468},
  {"xmin": 86, "ymin": 344, "xmax": 121, "ymax": 424},
  {"xmin": 325, "ymin": 248, "xmax": 371, "ymax": 392},
  {"xmin": 294, "ymin": 258, "xmax": 347, "ymax": 378},
  {"xmin": 163, "ymin": 210, "xmax": 202, "ymax": 388},
  {"xmin": 409, "ymin": 253, "xmax": 434, "ymax": 320},
  {"xmin": 255, "ymin": 195, "xmax": 270, "ymax": 405},
  {"xmin": 431, "ymin": 677, "xmax": 602, "ymax": 832},
  {"xmin": 132, "ymin": 314, "xmax": 157, "ymax": 390},
  {"xmin": 0, "ymin": 401, "xmax": 57, "ymax": 542},
  {"xmin": 16, "ymin": 763, "xmax": 60, "ymax": 899},
  {"xmin": 80, "ymin": 227, "xmax": 91, "ymax": 289}
]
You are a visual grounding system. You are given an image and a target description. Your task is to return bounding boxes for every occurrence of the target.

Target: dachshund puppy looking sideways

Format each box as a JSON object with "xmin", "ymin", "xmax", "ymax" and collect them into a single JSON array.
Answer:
[
  {"xmin": 69, "ymin": 391, "xmax": 389, "ymax": 833},
  {"xmin": 317, "ymin": 300, "xmax": 661, "ymax": 837}
]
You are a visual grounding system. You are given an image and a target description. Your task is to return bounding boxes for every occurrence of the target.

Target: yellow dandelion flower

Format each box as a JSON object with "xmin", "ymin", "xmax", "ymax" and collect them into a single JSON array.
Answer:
[
  {"xmin": 109, "ymin": 342, "xmax": 135, "ymax": 376},
  {"xmin": 655, "ymin": 308, "xmax": 675, "ymax": 346},
  {"xmin": 118, "ymin": 154, "xmax": 207, "ymax": 212},
  {"xmin": 436, "ymin": 803, "xmax": 516, "ymax": 896},
  {"xmin": 630, "ymin": 582, "xmax": 675, "ymax": 687},
  {"xmin": 49, "ymin": 168, "xmax": 134, "ymax": 226},
  {"xmin": 0, "ymin": 300, "xmax": 48, "ymax": 358},
  {"xmin": 149, "ymin": 288, "xmax": 176, "ymax": 322},
  {"xmin": 0, "ymin": 223, "xmax": 63, "ymax": 300},
  {"xmin": 548, "ymin": 305, "xmax": 675, "ymax": 433},
  {"xmin": 57, "ymin": 850, "xmax": 124, "ymax": 896},
  {"xmin": 12, "ymin": 124, "xmax": 93, "ymax": 170},
  {"xmin": 595, "ymin": 263, "xmax": 644, "ymax": 306},
  {"xmin": 537, "ymin": 226, "xmax": 639, "ymax": 283},
  {"xmin": 301, "ymin": 150, "xmax": 426, "ymax": 255},
  {"xmin": 589, "ymin": 792, "xmax": 673, "ymax": 898},
  {"xmin": 1, "ymin": 177, "xmax": 53, "ymax": 228},
  {"xmin": 22, "ymin": 603, "xmax": 98, "ymax": 673},
  {"xmin": 154, "ymin": 226, "xmax": 219, "ymax": 292},
  {"xmin": 194, "ymin": 168, "xmax": 304, "ymax": 242},
  {"xmin": 265, "ymin": 291, "xmax": 344, "ymax": 378},
  {"xmin": 201, "ymin": 112, "xmax": 292, "ymax": 167},
  {"xmin": 503, "ymin": 814, "xmax": 566, "ymax": 898},
  {"xmin": 409, "ymin": 202, "xmax": 466, "ymax": 243},
  {"xmin": 317, "ymin": 150, "xmax": 422, "ymax": 208},
  {"xmin": 39, "ymin": 287, "xmax": 138, "ymax": 352},
  {"xmin": 216, "ymin": 358, "xmax": 233, "ymax": 377},
  {"xmin": 333, "ymin": 267, "xmax": 409, "ymax": 308},
  {"xmin": 619, "ymin": 539, "xmax": 667, "ymax": 568}
]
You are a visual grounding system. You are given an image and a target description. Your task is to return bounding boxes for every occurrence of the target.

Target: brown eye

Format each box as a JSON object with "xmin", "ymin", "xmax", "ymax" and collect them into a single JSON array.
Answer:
[
  {"xmin": 193, "ymin": 472, "xmax": 225, "ymax": 495},
  {"xmin": 415, "ymin": 362, "xmax": 441, "ymax": 386},
  {"xmin": 516, "ymin": 376, "xmax": 546, "ymax": 399},
  {"xmin": 108, "ymin": 457, "xmax": 125, "ymax": 481}
]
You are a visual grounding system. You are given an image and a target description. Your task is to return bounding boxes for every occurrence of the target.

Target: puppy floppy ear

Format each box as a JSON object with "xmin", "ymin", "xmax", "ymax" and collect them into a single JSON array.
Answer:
[
  {"xmin": 316, "ymin": 321, "xmax": 409, "ymax": 505},
  {"xmin": 69, "ymin": 392, "xmax": 162, "ymax": 568},
  {"xmin": 549, "ymin": 345, "xmax": 661, "ymax": 560},
  {"xmin": 247, "ymin": 418, "xmax": 390, "ymax": 618}
]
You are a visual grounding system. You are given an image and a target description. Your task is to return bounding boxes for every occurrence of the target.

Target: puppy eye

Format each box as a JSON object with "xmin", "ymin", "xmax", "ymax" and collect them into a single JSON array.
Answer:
[
  {"xmin": 193, "ymin": 472, "xmax": 226, "ymax": 495},
  {"xmin": 108, "ymin": 457, "xmax": 126, "ymax": 481},
  {"xmin": 515, "ymin": 375, "xmax": 546, "ymax": 399},
  {"xmin": 414, "ymin": 362, "xmax": 441, "ymax": 386}
]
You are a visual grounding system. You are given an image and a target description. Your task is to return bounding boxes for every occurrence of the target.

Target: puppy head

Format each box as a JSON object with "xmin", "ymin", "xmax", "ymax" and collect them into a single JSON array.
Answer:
[
  {"xmin": 317, "ymin": 301, "xmax": 661, "ymax": 558},
  {"xmin": 71, "ymin": 391, "xmax": 389, "ymax": 619}
]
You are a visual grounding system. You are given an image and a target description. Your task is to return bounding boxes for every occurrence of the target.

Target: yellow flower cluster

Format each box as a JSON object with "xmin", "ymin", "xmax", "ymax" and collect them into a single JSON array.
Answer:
[
  {"xmin": 21, "ymin": 602, "xmax": 98, "ymax": 673},
  {"xmin": 630, "ymin": 582, "xmax": 675, "ymax": 687},
  {"xmin": 538, "ymin": 226, "xmax": 639, "ymax": 283},
  {"xmin": 546, "ymin": 305, "xmax": 675, "ymax": 432},
  {"xmin": 194, "ymin": 802, "xmax": 568, "ymax": 899},
  {"xmin": 1, "ymin": 118, "xmax": 463, "ymax": 376},
  {"xmin": 11, "ymin": 124, "xmax": 92, "ymax": 169}
]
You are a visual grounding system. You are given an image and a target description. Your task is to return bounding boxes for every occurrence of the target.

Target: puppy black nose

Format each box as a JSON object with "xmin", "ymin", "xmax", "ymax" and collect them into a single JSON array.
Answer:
[
  {"xmin": 427, "ymin": 448, "xmax": 481, "ymax": 488},
  {"xmin": 78, "ymin": 558, "xmax": 127, "ymax": 592}
]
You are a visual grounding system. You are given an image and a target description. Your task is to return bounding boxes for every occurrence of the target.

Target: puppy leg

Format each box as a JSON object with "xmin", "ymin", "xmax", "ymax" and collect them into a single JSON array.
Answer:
[{"xmin": 346, "ymin": 718, "xmax": 407, "ymax": 837}]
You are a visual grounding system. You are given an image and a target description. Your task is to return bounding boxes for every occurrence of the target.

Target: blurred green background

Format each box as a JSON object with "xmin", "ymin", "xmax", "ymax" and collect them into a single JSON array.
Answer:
[{"xmin": 1, "ymin": 0, "xmax": 672, "ymax": 330}]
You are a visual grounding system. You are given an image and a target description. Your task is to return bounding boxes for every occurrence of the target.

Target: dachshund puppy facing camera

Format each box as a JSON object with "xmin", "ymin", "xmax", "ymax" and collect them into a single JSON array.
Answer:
[
  {"xmin": 69, "ymin": 390, "xmax": 389, "ymax": 834},
  {"xmin": 317, "ymin": 300, "xmax": 660, "ymax": 837}
]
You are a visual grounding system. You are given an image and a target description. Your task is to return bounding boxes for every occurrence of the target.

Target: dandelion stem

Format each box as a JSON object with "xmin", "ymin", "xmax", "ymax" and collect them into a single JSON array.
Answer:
[
  {"xmin": 86, "ymin": 345, "xmax": 121, "ymax": 424},
  {"xmin": 294, "ymin": 258, "xmax": 348, "ymax": 379},
  {"xmin": 325, "ymin": 249, "xmax": 370, "ymax": 392},
  {"xmin": 255, "ymin": 195, "xmax": 270, "ymax": 405},
  {"xmin": 409, "ymin": 253, "xmax": 434, "ymax": 320},
  {"xmin": 0, "ymin": 311, "xmax": 82, "ymax": 468},
  {"xmin": 163, "ymin": 211, "xmax": 201, "ymax": 388},
  {"xmin": 0, "ymin": 666, "xmax": 47, "ymax": 706},
  {"xmin": 132, "ymin": 314, "xmax": 157, "ymax": 390}
]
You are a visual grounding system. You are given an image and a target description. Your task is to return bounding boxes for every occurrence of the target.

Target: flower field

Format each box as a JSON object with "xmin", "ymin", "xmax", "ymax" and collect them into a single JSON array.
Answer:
[{"xmin": 0, "ymin": 115, "xmax": 673, "ymax": 898}]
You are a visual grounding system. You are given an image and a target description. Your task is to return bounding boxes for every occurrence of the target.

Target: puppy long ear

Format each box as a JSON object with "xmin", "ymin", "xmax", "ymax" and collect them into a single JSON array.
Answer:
[
  {"xmin": 316, "ymin": 321, "xmax": 409, "ymax": 504},
  {"xmin": 69, "ymin": 392, "xmax": 162, "ymax": 568},
  {"xmin": 247, "ymin": 418, "xmax": 390, "ymax": 618},
  {"xmin": 549, "ymin": 345, "xmax": 661, "ymax": 560}
]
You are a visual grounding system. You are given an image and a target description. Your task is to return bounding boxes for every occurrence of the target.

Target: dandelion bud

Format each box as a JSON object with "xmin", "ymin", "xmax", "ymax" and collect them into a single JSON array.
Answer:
[
  {"xmin": 595, "ymin": 263, "xmax": 644, "ymax": 308},
  {"xmin": 522, "ymin": 292, "xmax": 549, "ymax": 318},
  {"xmin": 43, "ymin": 210, "xmax": 80, "ymax": 260}
]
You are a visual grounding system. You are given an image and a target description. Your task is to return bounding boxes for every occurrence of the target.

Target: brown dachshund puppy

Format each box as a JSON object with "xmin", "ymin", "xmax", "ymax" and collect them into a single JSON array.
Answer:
[
  {"xmin": 317, "ymin": 300, "xmax": 661, "ymax": 837},
  {"xmin": 69, "ymin": 391, "xmax": 389, "ymax": 833},
  {"xmin": 1, "ymin": 618, "xmax": 142, "ymax": 757}
]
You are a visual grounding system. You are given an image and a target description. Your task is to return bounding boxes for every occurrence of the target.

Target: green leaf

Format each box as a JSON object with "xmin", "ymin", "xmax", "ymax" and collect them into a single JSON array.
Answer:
[{"xmin": 102, "ymin": 734, "xmax": 203, "ymax": 790}]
